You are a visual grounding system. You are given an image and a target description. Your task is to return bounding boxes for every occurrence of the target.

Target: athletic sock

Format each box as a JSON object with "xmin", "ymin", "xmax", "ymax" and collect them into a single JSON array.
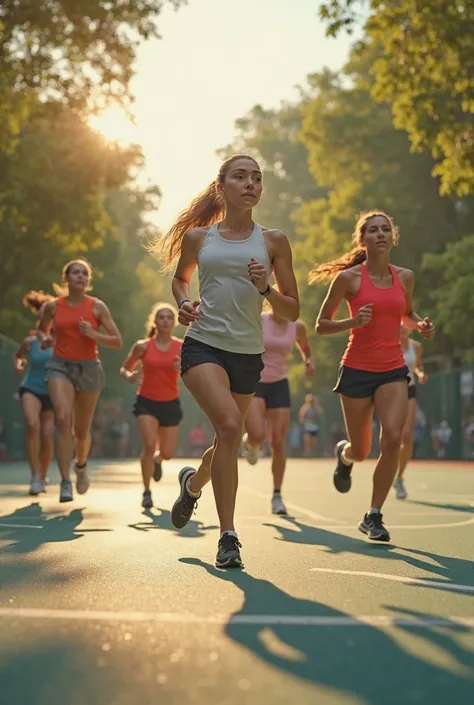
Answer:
[{"xmin": 186, "ymin": 477, "xmax": 200, "ymax": 498}]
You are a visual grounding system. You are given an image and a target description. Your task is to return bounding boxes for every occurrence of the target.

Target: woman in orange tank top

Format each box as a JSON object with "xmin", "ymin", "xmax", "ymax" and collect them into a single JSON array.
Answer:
[
  {"xmin": 120, "ymin": 303, "xmax": 183, "ymax": 509},
  {"xmin": 38, "ymin": 259, "xmax": 123, "ymax": 503},
  {"xmin": 312, "ymin": 211, "xmax": 435, "ymax": 543}
]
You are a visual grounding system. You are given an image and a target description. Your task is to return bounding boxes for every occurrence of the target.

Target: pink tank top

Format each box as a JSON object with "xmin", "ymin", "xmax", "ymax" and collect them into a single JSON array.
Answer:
[{"xmin": 260, "ymin": 313, "xmax": 297, "ymax": 383}]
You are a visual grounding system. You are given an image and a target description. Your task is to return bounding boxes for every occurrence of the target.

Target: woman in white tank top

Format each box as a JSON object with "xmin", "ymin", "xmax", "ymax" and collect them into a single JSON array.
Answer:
[
  {"xmin": 242, "ymin": 310, "xmax": 315, "ymax": 515},
  {"xmin": 151, "ymin": 154, "xmax": 300, "ymax": 569},
  {"xmin": 394, "ymin": 324, "xmax": 428, "ymax": 499}
]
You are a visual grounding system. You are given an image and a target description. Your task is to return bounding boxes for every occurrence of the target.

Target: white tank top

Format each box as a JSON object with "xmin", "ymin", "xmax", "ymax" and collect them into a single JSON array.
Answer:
[
  {"xmin": 403, "ymin": 340, "xmax": 417, "ymax": 385},
  {"xmin": 186, "ymin": 222, "xmax": 271, "ymax": 354}
]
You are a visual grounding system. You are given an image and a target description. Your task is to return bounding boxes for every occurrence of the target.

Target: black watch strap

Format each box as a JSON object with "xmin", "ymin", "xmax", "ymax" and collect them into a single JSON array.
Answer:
[
  {"xmin": 258, "ymin": 285, "xmax": 271, "ymax": 297},
  {"xmin": 177, "ymin": 297, "xmax": 191, "ymax": 309}
]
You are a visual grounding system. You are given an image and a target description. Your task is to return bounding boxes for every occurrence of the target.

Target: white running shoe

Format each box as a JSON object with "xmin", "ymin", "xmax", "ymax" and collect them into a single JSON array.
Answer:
[
  {"xmin": 271, "ymin": 495, "xmax": 288, "ymax": 515},
  {"xmin": 40, "ymin": 480, "xmax": 48, "ymax": 493},
  {"xmin": 75, "ymin": 464, "xmax": 90, "ymax": 495},
  {"xmin": 243, "ymin": 434, "xmax": 260, "ymax": 466},
  {"xmin": 60, "ymin": 479, "xmax": 73, "ymax": 503},
  {"xmin": 29, "ymin": 475, "xmax": 42, "ymax": 496},
  {"xmin": 394, "ymin": 477, "xmax": 407, "ymax": 500}
]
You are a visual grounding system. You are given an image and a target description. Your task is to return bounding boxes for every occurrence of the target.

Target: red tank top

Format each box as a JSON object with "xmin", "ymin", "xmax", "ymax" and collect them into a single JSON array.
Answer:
[
  {"xmin": 53, "ymin": 296, "xmax": 99, "ymax": 360},
  {"xmin": 138, "ymin": 338, "xmax": 182, "ymax": 402},
  {"xmin": 342, "ymin": 264, "xmax": 406, "ymax": 372}
]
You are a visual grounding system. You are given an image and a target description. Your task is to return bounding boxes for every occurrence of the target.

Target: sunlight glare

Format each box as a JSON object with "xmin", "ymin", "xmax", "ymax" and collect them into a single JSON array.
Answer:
[{"xmin": 89, "ymin": 108, "xmax": 139, "ymax": 145}]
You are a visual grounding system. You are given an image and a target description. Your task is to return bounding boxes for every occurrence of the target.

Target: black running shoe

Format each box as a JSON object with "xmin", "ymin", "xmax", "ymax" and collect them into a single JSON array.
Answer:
[
  {"xmin": 142, "ymin": 490, "xmax": 153, "ymax": 509},
  {"xmin": 358, "ymin": 512, "xmax": 391, "ymax": 542},
  {"xmin": 215, "ymin": 533, "xmax": 243, "ymax": 569},
  {"xmin": 333, "ymin": 440, "xmax": 353, "ymax": 493},
  {"xmin": 171, "ymin": 467, "xmax": 200, "ymax": 529},
  {"xmin": 153, "ymin": 456, "xmax": 162, "ymax": 482}
]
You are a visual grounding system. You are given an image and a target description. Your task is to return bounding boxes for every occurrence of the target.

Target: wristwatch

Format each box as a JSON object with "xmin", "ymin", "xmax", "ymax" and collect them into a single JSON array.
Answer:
[
  {"xmin": 177, "ymin": 298, "xmax": 191, "ymax": 309},
  {"xmin": 258, "ymin": 285, "xmax": 271, "ymax": 297}
]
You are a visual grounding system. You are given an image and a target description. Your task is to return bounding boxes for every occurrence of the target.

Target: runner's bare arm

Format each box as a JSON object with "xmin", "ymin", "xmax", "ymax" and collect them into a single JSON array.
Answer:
[{"xmin": 83, "ymin": 300, "xmax": 123, "ymax": 349}]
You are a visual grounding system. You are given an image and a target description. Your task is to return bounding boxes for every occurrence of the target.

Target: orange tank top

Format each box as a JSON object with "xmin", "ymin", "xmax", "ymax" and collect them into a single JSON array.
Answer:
[
  {"xmin": 342, "ymin": 264, "xmax": 406, "ymax": 372},
  {"xmin": 53, "ymin": 296, "xmax": 99, "ymax": 360},
  {"xmin": 138, "ymin": 338, "xmax": 182, "ymax": 402}
]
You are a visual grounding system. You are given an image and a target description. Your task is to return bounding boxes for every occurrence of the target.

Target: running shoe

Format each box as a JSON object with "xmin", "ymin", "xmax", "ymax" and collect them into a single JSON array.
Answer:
[
  {"xmin": 358, "ymin": 512, "xmax": 390, "ymax": 541},
  {"xmin": 243, "ymin": 433, "xmax": 259, "ymax": 466},
  {"xmin": 75, "ymin": 463, "xmax": 90, "ymax": 495},
  {"xmin": 40, "ymin": 480, "xmax": 48, "ymax": 493},
  {"xmin": 333, "ymin": 440, "xmax": 352, "ymax": 493},
  {"xmin": 29, "ymin": 475, "xmax": 42, "ymax": 496},
  {"xmin": 171, "ymin": 467, "xmax": 200, "ymax": 529},
  {"xmin": 153, "ymin": 455, "xmax": 163, "ymax": 482},
  {"xmin": 271, "ymin": 494, "xmax": 288, "ymax": 515},
  {"xmin": 394, "ymin": 477, "xmax": 407, "ymax": 500},
  {"xmin": 215, "ymin": 533, "xmax": 243, "ymax": 568},
  {"xmin": 60, "ymin": 479, "xmax": 73, "ymax": 503},
  {"xmin": 142, "ymin": 490, "xmax": 153, "ymax": 509}
]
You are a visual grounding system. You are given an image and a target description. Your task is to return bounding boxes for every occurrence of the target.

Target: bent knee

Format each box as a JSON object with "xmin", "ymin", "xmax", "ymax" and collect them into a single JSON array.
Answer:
[
  {"xmin": 56, "ymin": 411, "xmax": 73, "ymax": 430},
  {"xmin": 160, "ymin": 449, "xmax": 173, "ymax": 461},
  {"xmin": 216, "ymin": 416, "xmax": 242, "ymax": 444},
  {"xmin": 26, "ymin": 420, "xmax": 41, "ymax": 434},
  {"xmin": 380, "ymin": 430, "xmax": 403, "ymax": 452},
  {"xmin": 141, "ymin": 442, "xmax": 156, "ymax": 457}
]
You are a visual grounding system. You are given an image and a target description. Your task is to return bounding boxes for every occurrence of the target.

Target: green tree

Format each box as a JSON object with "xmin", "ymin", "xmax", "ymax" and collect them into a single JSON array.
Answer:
[
  {"xmin": 318, "ymin": 0, "xmax": 474, "ymax": 196},
  {"xmin": 0, "ymin": 1, "xmax": 184, "ymax": 110},
  {"xmin": 423, "ymin": 234, "xmax": 474, "ymax": 353},
  {"xmin": 0, "ymin": 102, "xmax": 142, "ymax": 339}
]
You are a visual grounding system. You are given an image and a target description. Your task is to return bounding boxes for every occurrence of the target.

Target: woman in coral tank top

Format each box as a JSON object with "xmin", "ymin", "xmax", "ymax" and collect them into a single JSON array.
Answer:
[
  {"xmin": 312, "ymin": 211, "xmax": 435, "ymax": 542},
  {"xmin": 38, "ymin": 259, "xmax": 123, "ymax": 503},
  {"xmin": 120, "ymin": 303, "xmax": 183, "ymax": 509}
]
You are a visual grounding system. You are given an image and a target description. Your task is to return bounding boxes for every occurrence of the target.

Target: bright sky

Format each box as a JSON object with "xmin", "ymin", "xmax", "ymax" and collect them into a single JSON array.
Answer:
[{"xmin": 92, "ymin": 0, "xmax": 354, "ymax": 230}]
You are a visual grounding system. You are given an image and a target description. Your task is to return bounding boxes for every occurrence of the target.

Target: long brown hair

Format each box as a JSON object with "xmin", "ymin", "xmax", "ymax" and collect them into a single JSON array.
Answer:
[
  {"xmin": 52, "ymin": 258, "xmax": 93, "ymax": 297},
  {"xmin": 153, "ymin": 154, "xmax": 261, "ymax": 270},
  {"xmin": 309, "ymin": 210, "xmax": 399, "ymax": 283},
  {"xmin": 146, "ymin": 302, "xmax": 177, "ymax": 338},
  {"xmin": 22, "ymin": 290, "xmax": 54, "ymax": 314}
]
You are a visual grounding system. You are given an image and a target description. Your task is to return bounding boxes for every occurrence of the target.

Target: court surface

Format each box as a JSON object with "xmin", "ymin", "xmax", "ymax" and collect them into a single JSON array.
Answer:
[{"xmin": 1, "ymin": 457, "xmax": 473, "ymax": 705}]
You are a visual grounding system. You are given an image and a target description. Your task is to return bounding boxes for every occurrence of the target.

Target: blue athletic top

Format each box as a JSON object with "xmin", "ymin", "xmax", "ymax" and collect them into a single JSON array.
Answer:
[{"xmin": 21, "ymin": 338, "xmax": 52, "ymax": 396}]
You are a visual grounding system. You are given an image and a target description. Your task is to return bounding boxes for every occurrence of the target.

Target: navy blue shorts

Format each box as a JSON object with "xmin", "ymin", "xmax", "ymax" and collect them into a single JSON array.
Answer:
[
  {"xmin": 333, "ymin": 365, "xmax": 410, "ymax": 399},
  {"xmin": 133, "ymin": 395, "xmax": 182, "ymax": 426},
  {"xmin": 254, "ymin": 378, "xmax": 290, "ymax": 409},
  {"xmin": 19, "ymin": 387, "xmax": 53, "ymax": 413},
  {"xmin": 181, "ymin": 336, "xmax": 263, "ymax": 396}
]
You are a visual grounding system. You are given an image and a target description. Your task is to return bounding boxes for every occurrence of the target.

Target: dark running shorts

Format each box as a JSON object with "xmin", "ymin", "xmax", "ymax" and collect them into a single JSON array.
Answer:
[
  {"xmin": 254, "ymin": 378, "xmax": 291, "ymax": 409},
  {"xmin": 19, "ymin": 387, "xmax": 53, "ymax": 413},
  {"xmin": 133, "ymin": 395, "xmax": 182, "ymax": 426},
  {"xmin": 180, "ymin": 336, "xmax": 263, "ymax": 396},
  {"xmin": 333, "ymin": 365, "xmax": 410, "ymax": 399}
]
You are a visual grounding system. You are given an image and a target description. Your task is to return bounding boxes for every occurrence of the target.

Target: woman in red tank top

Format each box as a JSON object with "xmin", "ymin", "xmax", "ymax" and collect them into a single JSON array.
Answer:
[
  {"xmin": 312, "ymin": 211, "xmax": 435, "ymax": 542},
  {"xmin": 37, "ymin": 259, "xmax": 123, "ymax": 504},
  {"xmin": 120, "ymin": 303, "xmax": 183, "ymax": 509}
]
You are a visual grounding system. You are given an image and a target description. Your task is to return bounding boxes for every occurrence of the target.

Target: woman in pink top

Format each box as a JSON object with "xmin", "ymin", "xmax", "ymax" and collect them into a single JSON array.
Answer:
[
  {"xmin": 312, "ymin": 211, "xmax": 434, "ymax": 542},
  {"xmin": 243, "ymin": 311, "xmax": 314, "ymax": 514}
]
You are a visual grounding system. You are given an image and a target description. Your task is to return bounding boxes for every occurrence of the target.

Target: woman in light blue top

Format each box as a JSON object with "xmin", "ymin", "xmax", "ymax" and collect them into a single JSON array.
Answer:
[
  {"xmin": 154, "ymin": 154, "xmax": 300, "ymax": 568},
  {"xmin": 14, "ymin": 290, "xmax": 55, "ymax": 496}
]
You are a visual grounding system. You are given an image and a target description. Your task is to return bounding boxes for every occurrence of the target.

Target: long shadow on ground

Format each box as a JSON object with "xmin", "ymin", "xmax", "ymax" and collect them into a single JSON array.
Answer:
[{"xmin": 181, "ymin": 557, "xmax": 474, "ymax": 705}]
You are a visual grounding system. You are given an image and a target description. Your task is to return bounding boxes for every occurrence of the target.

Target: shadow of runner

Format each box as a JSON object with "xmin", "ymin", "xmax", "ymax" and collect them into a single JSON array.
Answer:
[
  {"xmin": 0, "ymin": 504, "xmax": 86, "ymax": 555},
  {"xmin": 263, "ymin": 516, "xmax": 474, "ymax": 592},
  {"xmin": 180, "ymin": 557, "xmax": 474, "ymax": 705},
  {"xmin": 129, "ymin": 507, "xmax": 218, "ymax": 538}
]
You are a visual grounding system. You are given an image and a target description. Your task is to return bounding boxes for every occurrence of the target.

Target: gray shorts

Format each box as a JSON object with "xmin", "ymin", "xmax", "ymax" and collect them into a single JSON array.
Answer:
[{"xmin": 46, "ymin": 356, "xmax": 105, "ymax": 392}]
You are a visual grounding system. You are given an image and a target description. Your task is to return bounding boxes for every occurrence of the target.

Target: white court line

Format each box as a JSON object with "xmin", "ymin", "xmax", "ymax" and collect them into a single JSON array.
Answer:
[
  {"xmin": 310, "ymin": 568, "xmax": 474, "ymax": 594},
  {"xmin": 0, "ymin": 523, "xmax": 43, "ymax": 529},
  {"xmin": 302, "ymin": 517, "xmax": 474, "ymax": 530},
  {"xmin": 0, "ymin": 607, "xmax": 473, "ymax": 627},
  {"xmin": 240, "ymin": 486, "xmax": 344, "ymax": 524}
]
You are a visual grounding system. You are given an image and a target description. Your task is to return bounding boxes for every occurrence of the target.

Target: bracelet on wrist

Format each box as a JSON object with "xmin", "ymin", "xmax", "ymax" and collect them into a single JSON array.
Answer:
[
  {"xmin": 258, "ymin": 285, "xmax": 271, "ymax": 297},
  {"xmin": 177, "ymin": 297, "xmax": 191, "ymax": 309}
]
